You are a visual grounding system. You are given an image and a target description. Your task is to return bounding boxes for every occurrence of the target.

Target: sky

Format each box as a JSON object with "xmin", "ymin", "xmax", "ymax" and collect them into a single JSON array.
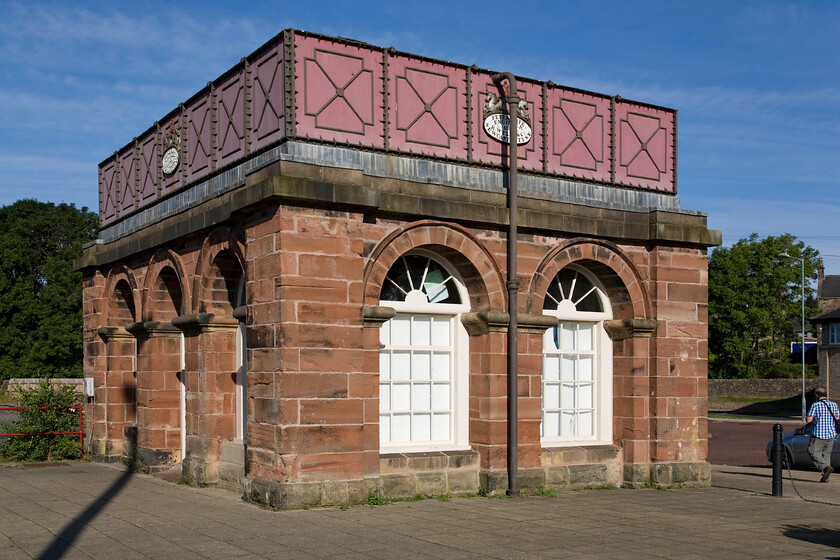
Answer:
[{"xmin": 1, "ymin": 1, "xmax": 838, "ymax": 273}]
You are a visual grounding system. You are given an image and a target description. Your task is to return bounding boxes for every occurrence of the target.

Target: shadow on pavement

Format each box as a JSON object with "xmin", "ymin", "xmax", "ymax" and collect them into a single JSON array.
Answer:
[
  {"xmin": 36, "ymin": 468, "xmax": 134, "ymax": 559},
  {"xmin": 716, "ymin": 469, "xmax": 772, "ymax": 479},
  {"xmin": 713, "ymin": 468, "xmax": 772, "ymax": 494},
  {"xmin": 782, "ymin": 525, "xmax": 840, "ymax": 550},
  {"xmin": 37, "ymin": 437, "xmax": 139, "ymax": 560}
]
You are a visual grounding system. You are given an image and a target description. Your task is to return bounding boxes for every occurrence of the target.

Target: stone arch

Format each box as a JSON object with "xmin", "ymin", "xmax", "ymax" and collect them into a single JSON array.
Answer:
[
  {"xmin": 363, "ymin": 220, "xmax": 505, "ymax": 312},
  {"xmin": 529, "ymin": 238, "xmax": 655, "ymax": 462},
  {"xmin": 103, "ymin": 264, "xmax": 140, "ymax": 326},
  {"xmin": 142, "ymin": 249, "xmax": 189, "ymax": 322},
  {"xmin": 527, "ymin": 238, "xmax": 651, "ymax": 321},
  {"xmin": 192, "ymin": 228, "xmax": 246, "ymax": 315}
]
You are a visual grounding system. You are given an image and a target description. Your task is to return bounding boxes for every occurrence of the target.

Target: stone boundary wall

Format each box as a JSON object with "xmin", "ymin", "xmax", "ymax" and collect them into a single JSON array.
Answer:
[
  {"xmin": 709, "ymin": 378, "xmax": 819, "ymax": 398},
  {"xmin": 0, "ymin": 378, "xmax": 84, "ymax": 396}
]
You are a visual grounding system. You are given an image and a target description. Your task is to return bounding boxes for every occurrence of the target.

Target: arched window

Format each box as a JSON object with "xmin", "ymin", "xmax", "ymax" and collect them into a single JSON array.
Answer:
[
  {"xmin": 379, "ymin": 252, "xmax": 469, "ymax": 451},
  {"xmin": 542, "ymin": 266, "xmax": 613, "ymax": 445}
]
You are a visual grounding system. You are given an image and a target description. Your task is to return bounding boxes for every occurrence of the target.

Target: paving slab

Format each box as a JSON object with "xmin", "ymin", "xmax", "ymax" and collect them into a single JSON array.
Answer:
[{"xmin": 2, "ymin": 461, "xmax": 840, "ymax": 559}]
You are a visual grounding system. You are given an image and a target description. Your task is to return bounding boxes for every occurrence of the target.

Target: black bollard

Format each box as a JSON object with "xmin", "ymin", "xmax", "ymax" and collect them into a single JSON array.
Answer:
[{"xmin": 771, "ymin": 423, "xmax": 783, "ymax": 497}]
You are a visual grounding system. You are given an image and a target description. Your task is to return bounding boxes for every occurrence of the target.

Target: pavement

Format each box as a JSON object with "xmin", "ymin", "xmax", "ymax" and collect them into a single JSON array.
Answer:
[{"xmin": 2, "ymin": 461, "xmax": 840, "ymax": 560}]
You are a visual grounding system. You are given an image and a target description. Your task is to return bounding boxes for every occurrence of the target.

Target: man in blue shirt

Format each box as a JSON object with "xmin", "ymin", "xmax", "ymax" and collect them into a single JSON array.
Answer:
[{"xmin": 806, "ymin": 387, "xmax": 840, "ymax": 482}]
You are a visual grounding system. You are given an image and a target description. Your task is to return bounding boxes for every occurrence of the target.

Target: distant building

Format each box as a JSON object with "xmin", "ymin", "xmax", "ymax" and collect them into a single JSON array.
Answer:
[
  {"xmin": 78, "ymin": 29, "xmax": 720, "ymax": 508},
  {"xmin": 812, "ymin": 259, "xmax": 840, "ymax": 396}
]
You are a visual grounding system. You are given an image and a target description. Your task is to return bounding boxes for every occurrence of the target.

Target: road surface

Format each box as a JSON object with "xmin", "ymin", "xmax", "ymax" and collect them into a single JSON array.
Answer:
[{"xmin": 707, "ymin": 417, "xmax": 803, "ymax": 467}]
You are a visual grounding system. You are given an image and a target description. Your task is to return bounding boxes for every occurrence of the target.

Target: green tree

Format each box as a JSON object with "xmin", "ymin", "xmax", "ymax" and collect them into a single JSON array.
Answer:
[
  {"xmin": 0, "ymin": 379, "xmax": 81, "ymax": 461},
  {"xmin": 0, "ymin": 199, "xmax": 98, "ymax": 384},
  {"xmin": 708, "ymin": 233, "xmax": 820, "ymax": 379}
]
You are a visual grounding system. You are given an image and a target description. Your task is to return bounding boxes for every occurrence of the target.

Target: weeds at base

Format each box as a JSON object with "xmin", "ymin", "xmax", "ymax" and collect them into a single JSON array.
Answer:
[
  {"xmin": 367, "ymin": 491, "xmax": 391, "ymax": 506},
  {"xmin": 122, "ymin": 459, "xmax": 150, "ymax": 475},
  {"xmin": 177, "ymin": 475, "xmax": 197, "ymax": 487},
  {"xmin": 522, "ymin": 487, "xmax": 558, "ymax": 498},
  {"xmin": 621, "ymin": 481, "xmax": 684, "ymax": 491},
  {"xmin": 580, "ymin": 484, "xmax": 617, "ymax": 491},
  {"xmin": 366, "ymin": 490, "xmax": 458, "ymax": 507}
]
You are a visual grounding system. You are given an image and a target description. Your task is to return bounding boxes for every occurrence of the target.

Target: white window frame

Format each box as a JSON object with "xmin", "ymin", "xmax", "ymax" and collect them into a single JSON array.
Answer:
[
  {"xmin": 234, "ymin": 278, "xmax": 247, "ymax": 443},
  {"xmin": 830, "ymin": 323, "xmax": 840, "ymax": 346},
  {"xmin": 378, "ymin": 251, "xmax": 470, "ymax": 453},
  {"xmin": 235, "ymin": 323, "xmax": 247, "ymax": 441},
  {"xmin": 541, "ymin": 266, "xmax": 613, "ymax": 447},
  {"xmin": 179, "ymin": 332, "xmax": 186, "ymax": 461}
]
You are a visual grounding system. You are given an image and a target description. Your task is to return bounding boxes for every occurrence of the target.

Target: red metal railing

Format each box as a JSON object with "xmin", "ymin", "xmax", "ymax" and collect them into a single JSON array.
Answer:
[{"xmin": 0, "ymin": 406, "xmax": 85, "ymax": 456}]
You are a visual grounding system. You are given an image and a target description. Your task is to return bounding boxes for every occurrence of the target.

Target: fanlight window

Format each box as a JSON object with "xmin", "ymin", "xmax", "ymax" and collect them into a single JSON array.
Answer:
[
  {"xmin": 544, "ymin": 268, "xmax": 604, "ymax": 313},
  {"xmin": 541, "ymin": 266, "xmax": 611, "ymax": 445},
  {"xmin": 378, "ymin": 252, "xmax": 468, "ymax": 451},
  {"xmin": 380, "ymin": 254, "xmax": 462, "ymax": 305}
]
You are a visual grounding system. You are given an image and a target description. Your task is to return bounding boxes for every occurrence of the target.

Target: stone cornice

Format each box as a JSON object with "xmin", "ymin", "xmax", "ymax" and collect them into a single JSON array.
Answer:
[{"xmin": 76, "ymin": 144, "xmax": 720, "ymax": 271}]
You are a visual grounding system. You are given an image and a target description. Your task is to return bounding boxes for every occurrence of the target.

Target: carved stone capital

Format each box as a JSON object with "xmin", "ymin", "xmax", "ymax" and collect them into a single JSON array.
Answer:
[
  {"xmin": 125, "ymin": 321, "xmax": 182, "ymax": 339},
  {"xmin": 604, "ymin": 318, "xmax": 657, "ymax": 340},
  {"xmin": 363, "ymin": 305, "xmax": 396, "ymax": 328},
  {"xmin": 97, "ymin": 326, "xmax": 135, "ymax": 342},
  {"xmin": 461, "ymin": 310, "xmax": 509, "ymax": 335},
  {"xmin": 518, "ymin": 313, "xmax": 560, "ymax": 334},
  {"xmin": 461, "ymin": 310, "xmax": 558, "ymax": 336},
  {"xmin": 171, "ymin": 313, "xmax": 240, "ymax": 336}
]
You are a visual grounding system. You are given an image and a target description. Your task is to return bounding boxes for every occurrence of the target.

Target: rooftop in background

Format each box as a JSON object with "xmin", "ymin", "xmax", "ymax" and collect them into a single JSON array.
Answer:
[
  {"xmin": 812, "ymin": 308, "xmax": 840, "ymax": 324},
  {"xmin": 98, "ymin": 29, "xmax": 678, "ymax": 229},
  {"xmin": 820, "ymin": 276, "xmax": 840, "ymax": 300}
]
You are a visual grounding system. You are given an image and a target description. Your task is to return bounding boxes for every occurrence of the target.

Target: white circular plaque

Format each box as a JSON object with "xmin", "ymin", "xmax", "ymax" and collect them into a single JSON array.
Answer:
[
  {"xmin": 483, "ymin": 113, "xmax": 532, "ymax": 145},
  {"xmin": 162, "ymin": 146, "xmax": 180, "ymax": 175}
]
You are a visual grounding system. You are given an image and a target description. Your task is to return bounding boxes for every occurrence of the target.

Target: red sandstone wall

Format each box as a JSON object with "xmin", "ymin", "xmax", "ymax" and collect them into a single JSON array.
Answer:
[{"xmin": 83, "ymin": 203, "xmax": 709, "ymax": 482}]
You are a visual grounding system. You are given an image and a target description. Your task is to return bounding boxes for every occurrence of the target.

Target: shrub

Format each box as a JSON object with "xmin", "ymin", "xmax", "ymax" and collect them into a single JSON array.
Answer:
[{"xmin": 0, "ymin": 379, "xmax": 81, "ymax": 461}]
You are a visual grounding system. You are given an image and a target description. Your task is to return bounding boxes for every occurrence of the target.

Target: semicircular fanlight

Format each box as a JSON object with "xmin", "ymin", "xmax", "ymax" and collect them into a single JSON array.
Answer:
[
  {"xmin": 543, "ymin": 268, "xmax": 604, "ymax": 313},
  {"xmin": 380, "ymin": 254, "xmax": 461, "ymax": 305}
]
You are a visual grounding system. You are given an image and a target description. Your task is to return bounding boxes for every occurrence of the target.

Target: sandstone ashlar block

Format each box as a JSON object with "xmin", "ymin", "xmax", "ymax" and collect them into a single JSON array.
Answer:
[
  {"xmin": 569, "ymin": 464, "xmax": 609, "ymax": 486},
  {"xmin": 405, "ymin": 452, "xmax": 449, "ymax": 471},
  {"xmin": 479, "ymin": 470, "xmax": 508, "ymax": 495},
  {"xmin": 517, "ymin": 469, "xmax": 547, "ymax": 490},
  {"xmin": 416, "ymin": 472, "xmax": 448, "ymax": 495},
  {"xmin": 266, "ymin": 480, "xmax": 322, "ymax": 510},
  {"xmin": 320, "ymin": 480, "xmax": 352, "ymax": 506},
  {"xmin": 651, "ymin": 461, "xmax": 711, "ymax": 488},
  {"xmin": 447, "ymin": 469, "xmax": 479, "ymax": 493},
  {"xmin": 381, "ymin": 473, "xmax": 419, "ymax": 498},
  {"xmin": 539, "ymin": 445, "xmax": 623, "ymax": 490},
  {"xmin": 377, "ymin": 450, "xmax": 481, "ymax": 497}
]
